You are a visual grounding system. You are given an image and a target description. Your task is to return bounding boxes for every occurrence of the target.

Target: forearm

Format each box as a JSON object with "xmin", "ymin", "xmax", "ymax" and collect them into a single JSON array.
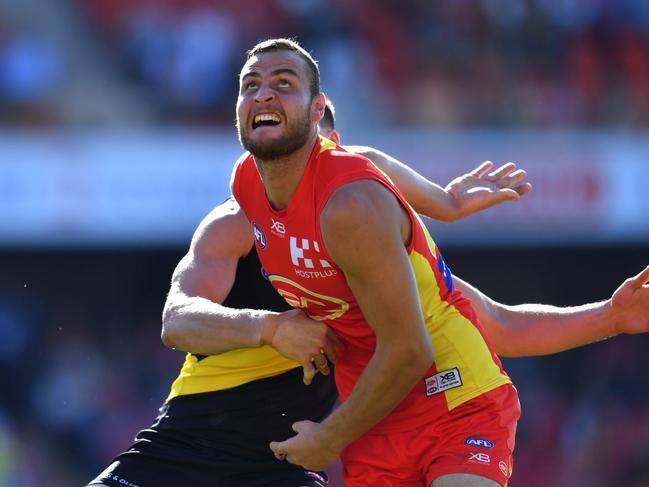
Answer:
[
  {"xmin": 345, "ymin": 145, "xmax": 460, "ymax": 221},
  {"xmin": 455, "ymin": 275, "xmax": 618, "ymax": 357},
  {"xmin": 161, "ymin": 295, "xmax": 278, "ymax": 355},
  {"xmin": 386, "ymin": 167, "xmax": 458, "ymax": 221},
  {"xmin": 495, "ymin": 300, "xmax": 616, "ymax": 357},
  {"xmin": 317, "ymin": 344, "xmax": 430, "ymax": 450}
]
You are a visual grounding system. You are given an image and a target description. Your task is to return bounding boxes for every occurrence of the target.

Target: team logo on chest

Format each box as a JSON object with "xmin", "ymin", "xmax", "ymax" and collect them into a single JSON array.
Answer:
[
  {"xmin": 289, "ymin": 236, "xmax": 338, "ymax": 278},
  {"xmin": 252, "ymin": 222, "xmax": 267, "ymax": 249}
]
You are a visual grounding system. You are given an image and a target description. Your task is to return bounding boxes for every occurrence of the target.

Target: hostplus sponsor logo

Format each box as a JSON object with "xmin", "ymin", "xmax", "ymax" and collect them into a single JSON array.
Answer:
[
  {"xmin": 290, "ymin": 236, "xmax": 338, "ymax": 279},
  {"xmin": 464, "ymin": 437, "xmax": 494, "ymax": 449},
  {"xmin": 253, "ymin": 222, "xmax": 267, "ymax": 249}
]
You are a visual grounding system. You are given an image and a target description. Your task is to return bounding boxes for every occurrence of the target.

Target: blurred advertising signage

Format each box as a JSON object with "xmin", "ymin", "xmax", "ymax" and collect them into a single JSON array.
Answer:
[{"xmin": 0, "ymin": 130, "xmax": 646, "ymax": 247}]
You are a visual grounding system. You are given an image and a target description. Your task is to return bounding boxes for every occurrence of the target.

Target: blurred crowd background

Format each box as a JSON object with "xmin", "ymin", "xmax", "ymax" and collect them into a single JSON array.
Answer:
[
  {"xmin": 2, "ymin": 0, "xmax": 649, "ymax": 128},
  {"xmin": 1, "ymin": 1, "xmax": 648, "ymax": 486}
]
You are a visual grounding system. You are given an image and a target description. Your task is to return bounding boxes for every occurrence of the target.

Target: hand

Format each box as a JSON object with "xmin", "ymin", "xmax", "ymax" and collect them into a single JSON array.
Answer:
[
  {"xmin": 610, "ymin": 265, "xmax": 649, "ymax": 335},
  {"xmin": 270, "ymin": 420, "xmax": 340, "ymax": 471},
  {"xmin": 445, "ymin": 161, "xmax": 532, "ymax": 219},
  {"xmin": 263, "ymin": 309, "xmax": 342, "ymax": 385}
]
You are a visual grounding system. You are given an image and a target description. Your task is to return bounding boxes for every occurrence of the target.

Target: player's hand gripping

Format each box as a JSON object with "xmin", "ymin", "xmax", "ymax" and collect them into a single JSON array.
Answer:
[
  {"xmin": 261, "ymin": 309, "xmax": 341, "ymax": 385},
  {"xmin": 270, "ymin": 420, "xmax": 339, "ymax": 471},
  {"xmin": 445, "ymin": 161, "xmax": 532, "ymax": 218},
  {"xmin": 610, "ymin": 265, "xmax": 649, "ymax": 335}
]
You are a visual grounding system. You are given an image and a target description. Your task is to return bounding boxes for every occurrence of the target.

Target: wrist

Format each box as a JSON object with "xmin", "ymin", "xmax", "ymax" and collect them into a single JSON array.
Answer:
[
  {"xmin": 317, "ymin": 414, "xmax": 354, "ymax": 455},
  {"xmin": 602, "ymin": 298, "xmax": 621, "ymax": 336},
  {"xmin": 260, "ymin": 312, "xmax": 280, "ymax": 346}
]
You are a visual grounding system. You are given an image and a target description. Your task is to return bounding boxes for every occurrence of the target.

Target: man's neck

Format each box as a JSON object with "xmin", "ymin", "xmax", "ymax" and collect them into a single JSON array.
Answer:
[{"xmin": 255, "ymin": 132, "xmax": 318, "ymax": 211}]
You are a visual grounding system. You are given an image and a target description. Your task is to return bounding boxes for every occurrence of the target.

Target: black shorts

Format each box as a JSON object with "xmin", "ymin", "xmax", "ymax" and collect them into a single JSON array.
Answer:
[{"xmin": 89, "ymin": 367, "xmax": 337, "ymax": 487}]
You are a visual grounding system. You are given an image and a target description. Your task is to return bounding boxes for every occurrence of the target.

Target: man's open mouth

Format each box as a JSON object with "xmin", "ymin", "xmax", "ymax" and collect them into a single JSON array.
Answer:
[{"xmin": 252, "ymin": 113, "xmax": 281, "ymax": 129}]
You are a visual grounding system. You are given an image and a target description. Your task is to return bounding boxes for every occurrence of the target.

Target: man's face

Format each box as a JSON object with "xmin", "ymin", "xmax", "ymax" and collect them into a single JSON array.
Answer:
[{"xmin": 236, "ymin": 50, "xmax": 319, "ymax": 160}]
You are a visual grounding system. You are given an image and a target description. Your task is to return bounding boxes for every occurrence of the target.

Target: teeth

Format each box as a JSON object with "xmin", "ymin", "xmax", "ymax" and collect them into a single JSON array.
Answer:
[{"xmin": 254, "ymin": 113, "xmax": 281, "ymax": 123}]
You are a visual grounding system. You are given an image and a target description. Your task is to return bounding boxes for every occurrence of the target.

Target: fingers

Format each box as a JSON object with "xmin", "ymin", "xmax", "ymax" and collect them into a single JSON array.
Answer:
[
  {"xmin": 494, "ymin": 188, "xmax": 520, "ymax": 202},
  {"xmin": 486, "ymin": 162, "xmax": 517, "ymax": 180},
  {"xmin": 312, "ymin": 351, "xmax": 330, "ymax": 376},
  {"xmin": 513, "ymin": 182, "xmax": 533, "ymax": 196},
  {"xmin": 469, "ymin": 160, "xmax": 494, "ymax": 178},
  {"xmin": 270, "ymin": 441, "xmax": 287, "ymax": 461},
  {"xmin": 302, "ymin": 361, "xmax": 316, "ymax": 385},
  {"xmin": 504, "ymin": 169, "xmax": 527, "ymax": 187},
  {"xmin": 632, "ymin": 265, "xmax": 649, "ymax": 286},
  {"xmin": 321, "ymin": 328, "xmax": 342, "ymax": 363},
  {"xmin": 490, "ymin": 168, "xmax": 527, "ymax": 189}
]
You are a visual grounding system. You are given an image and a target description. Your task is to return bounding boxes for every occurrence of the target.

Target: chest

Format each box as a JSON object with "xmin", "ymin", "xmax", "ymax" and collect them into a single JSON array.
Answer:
[{"xmin": 249, "ymin": 207, "xmax": 356, "ymax": 322}]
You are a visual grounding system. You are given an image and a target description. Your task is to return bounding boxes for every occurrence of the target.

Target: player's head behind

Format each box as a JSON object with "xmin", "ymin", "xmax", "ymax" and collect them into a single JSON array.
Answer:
[
  {"xmin": 237, "ymin": 38, "xmax": 326, "ymax": 160},
  {"xmin": 318, "ymin": 98, "xmax": 340, "ymax": 145}
]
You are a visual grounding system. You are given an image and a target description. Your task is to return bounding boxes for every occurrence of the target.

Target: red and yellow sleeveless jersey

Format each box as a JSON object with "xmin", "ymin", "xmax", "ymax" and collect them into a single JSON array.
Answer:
[{"xmin": 232, "ymin": 136, "xmax": 512, "ymax": 433}]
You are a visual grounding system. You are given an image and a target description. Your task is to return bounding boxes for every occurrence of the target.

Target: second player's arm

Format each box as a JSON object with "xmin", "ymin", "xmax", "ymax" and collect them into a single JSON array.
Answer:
[
  {"xmin": 161, "ymin": 201, "xmax": 275, "ymax": 354},
  {"xmin": 346, "ymin": 145, "xmax": 531, "ymax": 222},
  {"xmin": 453, "ymin": 266, "xmax": 649, "ymax": 357},
  {"xmin": 161, "ymin": 200, "xmax": 338, "ymax": 375}
]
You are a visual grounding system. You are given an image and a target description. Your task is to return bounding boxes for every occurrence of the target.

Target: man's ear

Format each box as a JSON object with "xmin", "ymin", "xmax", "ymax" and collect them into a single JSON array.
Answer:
[
  {"xmin": 327, "ymin": 129, "xmax": 341, "ymax": 145},
  {"xmin": 311, "ymin": 94, "xmax": 326, "ymax": 125}
]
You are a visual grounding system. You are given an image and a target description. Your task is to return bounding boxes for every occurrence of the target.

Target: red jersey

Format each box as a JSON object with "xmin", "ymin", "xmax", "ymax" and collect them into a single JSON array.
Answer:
[{"xmin": 232, "ymin": 136, "xmax": 511, "ymax": 433}]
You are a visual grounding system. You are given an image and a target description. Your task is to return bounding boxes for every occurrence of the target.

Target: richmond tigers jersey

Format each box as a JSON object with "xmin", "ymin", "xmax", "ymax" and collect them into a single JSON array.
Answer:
[{"xmin": 233, "ymin": 136, "xmax": 512, "ymax": 434}]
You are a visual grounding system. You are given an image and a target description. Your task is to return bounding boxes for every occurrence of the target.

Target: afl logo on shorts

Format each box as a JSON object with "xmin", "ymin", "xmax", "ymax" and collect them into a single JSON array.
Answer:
[
  {"xmin": 253, "ymin": 222, "xmax": 267, "ymax": 249},
  {"xmin": 464, "ymin": 437, "xmax": 494, "ymax": 449}
]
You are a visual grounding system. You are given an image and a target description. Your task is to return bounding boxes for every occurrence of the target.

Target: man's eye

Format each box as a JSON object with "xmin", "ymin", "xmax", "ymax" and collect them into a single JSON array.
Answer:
[
  {"xmin": 278, "ymin": 80, "xmax": 291, "ymax": 88},
  {"xmin": 245, "ymin": 81, "xmax": 258, "ymax": 90}
]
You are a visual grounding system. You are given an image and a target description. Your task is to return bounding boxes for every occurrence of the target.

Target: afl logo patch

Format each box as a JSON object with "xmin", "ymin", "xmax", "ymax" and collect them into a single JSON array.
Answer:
[
  {"xmin": 253, "ymin": 222, "xmax": 267, "ymax": 249},
  {"xmin": 464, "ymin": 437, "xmax": 494, "ymax": 449}
]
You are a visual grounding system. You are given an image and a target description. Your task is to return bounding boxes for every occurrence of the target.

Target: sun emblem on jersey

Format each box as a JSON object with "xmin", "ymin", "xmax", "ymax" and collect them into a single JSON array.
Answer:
[
  {"xmin": 267, "ymin": 274, "xmax": 349, "ymax": 320},
  {"xmin": 252, "ymin": 221, "xmax": 267, "ymax": 249}
]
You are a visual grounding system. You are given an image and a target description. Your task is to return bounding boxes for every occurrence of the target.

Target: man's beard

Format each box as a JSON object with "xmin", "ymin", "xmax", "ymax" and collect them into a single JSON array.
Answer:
[{"xmin": 237, "ymin": 108, "xmax": 311, "ymax": 160}]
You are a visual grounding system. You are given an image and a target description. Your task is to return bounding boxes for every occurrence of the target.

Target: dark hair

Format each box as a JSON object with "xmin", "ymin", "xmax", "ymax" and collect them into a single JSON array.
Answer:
[
  {"xmin": 246, "ymin": 38, "xmax": 321, "ymax": 100},
  {"xmin": 320, "ymin": 98, "xmax": 336, "ymax": 131}
]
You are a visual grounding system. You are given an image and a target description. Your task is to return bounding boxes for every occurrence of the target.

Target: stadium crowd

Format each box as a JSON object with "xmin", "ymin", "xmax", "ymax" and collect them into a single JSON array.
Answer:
[{"xmin": 1, "ymin": 0, "xmax": 648, "ymax": 127}]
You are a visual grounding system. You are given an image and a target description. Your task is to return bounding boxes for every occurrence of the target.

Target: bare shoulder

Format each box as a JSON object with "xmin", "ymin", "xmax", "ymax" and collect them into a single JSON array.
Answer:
[
  {"xmin": 321, "ymin": 180, "xmax": 405, "ymax": 247},
  {"xmin": 190, "ymin": 198, "xmax": 253, "ymax": 260},
  {"xmin": 342, "ymin": 144, "xmax": 381, "ymax": 158},
  {"xmin": 322, "ymin": 180, "xmax": 393, "ymax": 224}
]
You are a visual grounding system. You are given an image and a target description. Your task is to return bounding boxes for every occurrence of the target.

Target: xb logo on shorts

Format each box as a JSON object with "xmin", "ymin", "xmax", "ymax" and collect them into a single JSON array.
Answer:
[
  {"xmin": 467, "ymin": 452, "xmax": 491, "ymax": 464},
  {"xmin": 252, "ymin": 222, "xmax": 267, "ymax": 249}
]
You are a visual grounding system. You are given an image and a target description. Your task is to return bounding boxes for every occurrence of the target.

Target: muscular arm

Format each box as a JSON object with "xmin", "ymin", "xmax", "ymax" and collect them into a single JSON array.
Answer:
[
  {"xmin": 345, "ymin": 145, "xmax": 531, "ymax": 222},
  {"xmin": 160, "ymin": 199, "xmax": 273, "ymax": 354},
  {"xmin": 161, "ymin": 199, "xmax": 338, "ymax": 381},
  {"xmin": 453, "ymin": 265, "xmax": 649, "ymax": 357},
  {"xmin": 318, "ymin": 181, "xmax": 434, "ymax": 451}
]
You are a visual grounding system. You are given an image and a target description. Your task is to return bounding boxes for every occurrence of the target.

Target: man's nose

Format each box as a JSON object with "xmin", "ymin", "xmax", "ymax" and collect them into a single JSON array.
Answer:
[{"xmin": 255, "ymin": 84, "xmax": 274, "ymax": 103}]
